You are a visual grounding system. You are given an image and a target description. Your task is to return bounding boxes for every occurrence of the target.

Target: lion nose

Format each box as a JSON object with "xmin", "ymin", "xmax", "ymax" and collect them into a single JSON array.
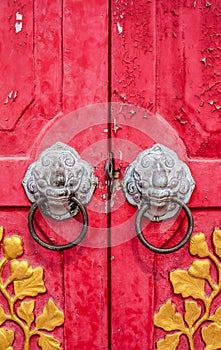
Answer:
[
  {"xmin": 152, "ymin": 163, "xmax": 168, "ymax": 189},
  {"xmin": 51, "ymin": 173, "xmax": 65, "ymax": 187}
]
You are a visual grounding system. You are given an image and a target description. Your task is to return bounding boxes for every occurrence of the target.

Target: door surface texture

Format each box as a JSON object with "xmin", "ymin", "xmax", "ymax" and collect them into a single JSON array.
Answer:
[{"xmin": 0, "ymin": 1, "xmax": 221, "ymax": 349}]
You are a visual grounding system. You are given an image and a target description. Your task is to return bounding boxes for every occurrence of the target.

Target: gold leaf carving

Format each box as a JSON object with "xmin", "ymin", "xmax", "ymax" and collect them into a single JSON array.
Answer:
[
  {"xmin": 36, "ymin": 299, "xmax": 64, "ymax": 331},
  {"xmin": 0, "ymin": 306, "xmax": 7, "ymax": 326},
  {"xmin": 210, "ymin": 306, "xmax": 221, "ymax": 326},
  {"xmin": 14, "ymin": 266, "xmax": 46, "ymax": 300},
  {"xmin": 9, "ymin": 260, "xmax": 33, "ymax": 282},
  {"xmin": 184, "ymin": 301, "xmax": 201, "ymax": 328},
  {"xmin": 154, "ymin": 229, "xmax": 221, "ymax": 350},
  {"xmin": 0, "ymin": 328, "xmax": 14, "ymax": 349},
  {"xmin": 0, "ymin": 227, "xmax": 3, "ymax": 242},
  {"xmin": 170, "ymin": 270, "xmax": 205, "ymax": 300},
  {"xmin": 0, "ymin": 228, "xmax": 64, "ymax": 350},
  {"xmin": 188, "ymin": 260, "xmax": 211, "ymax": 280},
  {"xmin": 17, "ymin": 301, "xmax": 35, "ymax": 328},
  {"xmin": 3, "ymin": 235, "xmax": 23, "ymax": 260},
  {"xmin": 154, "ymin": 300, "xmax": 185, "ymax": 332},
  {"xmin": 201, "ymin": 323, "xmax": 221, "ymax": 350},
  {"xmin": 189, "ymin": 233, "xmax": 209, "ymax": 258},
  {"xmin": 156, "ymin": 333, "xmax": 181, "ymax": 350},
  {"xmin": 38, "ymin": 333, "xmax": 62, "ymax": 350},
  {"xmin": 213, "ymin": 230, "xmax": 221, "ymax": 258}
]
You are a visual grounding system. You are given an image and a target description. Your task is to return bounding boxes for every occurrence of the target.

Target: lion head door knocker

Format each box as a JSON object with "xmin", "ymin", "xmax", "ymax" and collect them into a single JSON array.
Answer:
[
  {"xmin": 23, "ymin": 142, "xmax": 97, "ymax": 251},
  {"xmin": 122, "ymin": 144, "xmax": 195, "ymax": 254}
]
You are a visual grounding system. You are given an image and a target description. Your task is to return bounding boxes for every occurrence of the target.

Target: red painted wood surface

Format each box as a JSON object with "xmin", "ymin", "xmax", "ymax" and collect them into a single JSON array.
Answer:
[
  {"xmin": 0, "ymin": 1, "xmax": 109, "ymax": 349},
  {"xmin": 61, "ymin": 1, "xmax": 109, "ymax": 348},
  {"xmin": 0, "ymin": 0, "xmax": 220, "ymax": 349},
  {"xmin": 111, "ymin": 1, "xmax": 221, "ymax": 350}
]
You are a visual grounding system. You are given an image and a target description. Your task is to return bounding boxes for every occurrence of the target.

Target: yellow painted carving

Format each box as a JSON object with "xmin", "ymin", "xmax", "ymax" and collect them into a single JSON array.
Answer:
[
  {"xmin": 154, "ymin": 230, "xmax": 221, "ymax": 350},
  {"xmin": 0, "ymin": 227, "xmax": 64, "ymax": 350}
]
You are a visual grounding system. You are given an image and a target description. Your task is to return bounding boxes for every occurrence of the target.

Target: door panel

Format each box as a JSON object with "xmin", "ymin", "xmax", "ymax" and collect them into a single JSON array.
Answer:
[
  {"xmin": 0, "ymin": 210, "xmax": 64, "ymax": 349},
  {"xmin": 0, "ymin": 0, "xmax": 63, "ymax": 202},
  {"xmin": 156, "ymin": 0, "xmax": 221, "ymax": 157},
  {"xmin": 63, "ymin": 0, "xmax": 108, "ymax": 112},
  {"xmin": 110, "ymin": 1, "xmax": 221, "ymax": 350},
  {"xmin": 0, "ymin": 0, "xmax": 221, "ymax": 349},
  {"xmin": 62, "ymin": 1, "xmax": 109, "ymax": 347},
  {"xmin": 0, "ymin": 1, "xmax": 109, "ymax": 349},
  {"xmin": 0, "ymin": 0, "xmax": 34, "ymax": 133},
  {"xmin": 154, "ymin": 209, "xmax": 221, "ymax": 350},
  {"xmin": 110, "ymin": 1, "xmax": 158, "ymax": 348}
]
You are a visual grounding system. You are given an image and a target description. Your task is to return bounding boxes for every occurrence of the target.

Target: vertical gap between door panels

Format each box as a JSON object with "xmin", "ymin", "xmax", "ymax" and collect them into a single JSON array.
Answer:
[
  {"xmin": 62, "ymin": 252, "xmax": 66, "ymax": 349},
  {"xmin": 61, "ymin": 1, "xmax": 65, "ymax": 348},
  {"xmin": 153, "ymin": 0, "xmax": 158, "ymax": 345},
  {"xmin": 61, "ymin": 0, "xmax": 64, "ymax": 112},
  {"xmin": 107, "ymin": 0, "xmax": 112, "ymax": 349}
]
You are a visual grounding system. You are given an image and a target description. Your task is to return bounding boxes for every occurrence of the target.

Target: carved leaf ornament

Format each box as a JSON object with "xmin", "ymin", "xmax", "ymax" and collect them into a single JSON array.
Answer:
[
  {"xmin": 2, "ymin": 224, "xmax": 221, "ymax": 349},
  {"xmin": 0, "ymin": 227, "xmax": 64, "ymax": 350},
  {"xmin": 154, "ymin": 229, "xmax": 221, "ymax": 350}
]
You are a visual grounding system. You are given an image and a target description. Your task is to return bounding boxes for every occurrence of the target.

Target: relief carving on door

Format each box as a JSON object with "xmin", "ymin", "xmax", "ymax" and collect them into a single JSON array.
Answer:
[
  {"xmin": 0, "ymin": 0, "xmax": 221, "ymax": 349},
  {"xmin": 154, "ymin": 229, "xmax": 221, "ymax": 350},
  {"xmin": 0, "ymin": 227, "xmax": 64, "ymax": 350}
]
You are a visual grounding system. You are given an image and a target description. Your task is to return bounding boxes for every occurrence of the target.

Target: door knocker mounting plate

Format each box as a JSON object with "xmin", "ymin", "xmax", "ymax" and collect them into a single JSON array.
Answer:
[
  {"xmin": 122, "ymin": 144, "xmax": 195, "ymax": 221},
  {"xmin": 23, "ymin": 142, "xmax": 97, "ymax": 220}
]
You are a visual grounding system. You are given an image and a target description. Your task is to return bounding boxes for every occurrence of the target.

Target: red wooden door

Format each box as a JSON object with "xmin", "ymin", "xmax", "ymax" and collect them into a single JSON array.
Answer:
[
  {"xmin": 0, "ymin": 1, "xmax": 221, "ymax": 350},
  {"xmin": 0, "ymin": 1, "xmax": 109, "ymax": 349},
  {"xmin": 110, "ymin": 1, "xmax": 221, "ymax": 349}
]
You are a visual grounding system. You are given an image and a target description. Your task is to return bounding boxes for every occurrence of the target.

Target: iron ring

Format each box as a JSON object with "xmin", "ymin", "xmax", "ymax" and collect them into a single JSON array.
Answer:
[
  {"xmin": 135, "ymin": 197, "xmax": 194, "ymax": 254},
  {"xmin": 28, "ymin": 196, "xmax": 88, "ymax": 251}
]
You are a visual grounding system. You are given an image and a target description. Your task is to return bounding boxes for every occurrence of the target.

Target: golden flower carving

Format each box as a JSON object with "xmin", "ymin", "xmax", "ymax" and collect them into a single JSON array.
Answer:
[
  {"xmin": 3, "ymin": 235, "xmax": 23, "ymax": 260},
  {"xmin": 154, "ymin": 229, "xmax": 221, "ymax": 350},
  {"xmin": 189, "ymin": 233, "xmax": 209, "ymax": 258},
  {"xmin": 0, "ymin": 227, "xmax": 64, "ymax": 350},
  {"xmin": 9, "ymin": 260, "xmax": 33, "ymax": 282},
  {"xmin": 0, "ymin": 328, "xmax": 14, "ymax": 350}
]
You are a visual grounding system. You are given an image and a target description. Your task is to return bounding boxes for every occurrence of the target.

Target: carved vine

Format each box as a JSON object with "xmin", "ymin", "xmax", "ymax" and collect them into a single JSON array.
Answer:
[
  {"xmin": 0, "ymin": 227, "xmax": 64, "ymax": 350},
  {"xmin": 154, "ymin": 229, "xmax": 221, "ymax": 350}
]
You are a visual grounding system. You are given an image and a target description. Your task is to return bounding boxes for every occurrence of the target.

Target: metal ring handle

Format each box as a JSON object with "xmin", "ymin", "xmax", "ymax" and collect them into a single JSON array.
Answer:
[
  {"xmin": 135, "ymin": 198, "xmax": 194, "ymax": 254},
  {"xmin": 28, "ymin": 196, "xmax": 88, "ymax": 251}
]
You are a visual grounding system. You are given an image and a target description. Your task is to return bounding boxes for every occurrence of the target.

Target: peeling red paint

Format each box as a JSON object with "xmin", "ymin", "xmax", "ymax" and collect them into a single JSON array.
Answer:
[{"xmin": 0, "ymin": 0, "xmax": 220, "ymax": 349}]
